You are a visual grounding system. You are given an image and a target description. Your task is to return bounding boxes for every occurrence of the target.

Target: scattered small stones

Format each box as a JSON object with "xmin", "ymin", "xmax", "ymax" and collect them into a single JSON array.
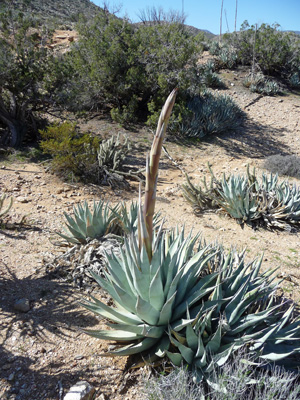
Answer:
[
  {"xmin": 13, "ymin": 298, "xmax": 30, "ymax": 312},
  {"xmin": 63, "ymin": 381, "xmax": 95, "ymax": 400}
]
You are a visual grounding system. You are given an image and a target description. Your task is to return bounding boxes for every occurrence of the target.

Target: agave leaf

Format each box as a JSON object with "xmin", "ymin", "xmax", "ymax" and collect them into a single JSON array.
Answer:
[
  {"xmin": 83, "ymin": 328, "xmax": 143, "ymax": 341},
  {"xmin": 225, "ymin": 274, "xmax": 253, "ymax": 324},
  {"xmin": 171, "ymin": 317, "xmax": 197, "ymax": 332},
  {"xmin": 106, "ymin": 323, "xmax": 164, "ymax": 338},
  {"xmin": 82, "ymin": 295, "xmax": 142, "ymax": 325},
  {"xmin": 154, "ymin": 336, "xmax": 171, "ymax": 357},
  {"xmin": 228, "ymin": 302, "xmax": 286, "ymax": 336},
  {"xmin": 174, "ymin": 277, "xmax": 218, "ymax": 320},
  {"xmin": 195, "ymin": 332, "xmax": 205, "ymax": 359},
  {"xmin": 105, "ymin": 252, "xmax": 136, "ymax": 297},
  {"xmin": 186, "ymin": 324, "xmax": 199, "ymax": 351},
  {"xmin": 135, "ymin": 296, "xmax": 160, "ymax": 325},
  {"xmin": 109, "ymin": 337, "xmax": 159, "ymax": 356},
  {"xmin": 149, "ymin": 266, "xmax": 165, "ymax": 311},
  {"xmin": 157, "ymin": 291, "xmax": 177, "ymax": 326},
  {"xmin": 170, "ymin": 336, "xmax": 194, "ymax": 364},
  {"xmin": 206, "ymin": 321, "xmax": 222, "ymax": 353},
  {"xmin": 89, "ymin": 271, "xmax": 123, "ymax": 303},
  {"xmin": 56, "ymin": 231, "xmax": 83, "ymax": 244},
  {"xmin": 177, "ymin": 250, "xmax": 217, "ymax": 302},
  {"xmin": 165, "ymin": 351, "xmax": 183, "ymax": 367}
]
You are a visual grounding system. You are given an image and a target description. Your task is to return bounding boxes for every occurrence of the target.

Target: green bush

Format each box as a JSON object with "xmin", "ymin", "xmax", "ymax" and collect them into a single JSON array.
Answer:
[
  {"xmin": 67, "ymin": 9, "xmax": 203, "ymax": 125},
  {"xmin": 175, "ymin": 93, "xmax": 244, "ymax": 138},
  {"xmin": 223, "ymin": 22, "xmax": 300, "ymax": 79},
  {"xmin": 0, "ymin": 5, "xmax": 73, "ymax": 147},
  {"xmin": 40, "ymin": 122, "xmax": 100, "ymax": 181}
]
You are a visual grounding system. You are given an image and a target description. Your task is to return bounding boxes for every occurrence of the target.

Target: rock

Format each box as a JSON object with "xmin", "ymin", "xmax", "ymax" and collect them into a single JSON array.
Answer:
[
  {"xmin": 8, "ymin": 372, "xmax": 15, "ymax": 381},
  {"xmin": 16, "ymin": 196, "xmax": 29, "ymax": 203},
  {"xmin": 95, "ymin": 395, "xmax": 106, "ymax": 400},
  {"xmin": 13, "ymin": 298, "xmax": 30, "ymax": 312},
  {"xmin": 63, "ymin": 381, "xmax": 95, "ymax": 400}
]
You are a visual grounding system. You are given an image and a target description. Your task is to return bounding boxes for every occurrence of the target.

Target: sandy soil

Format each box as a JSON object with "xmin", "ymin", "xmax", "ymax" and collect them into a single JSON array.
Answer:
[{"xmin": 1, "ymin": 66, "xmax": 300, "ymax": 399}]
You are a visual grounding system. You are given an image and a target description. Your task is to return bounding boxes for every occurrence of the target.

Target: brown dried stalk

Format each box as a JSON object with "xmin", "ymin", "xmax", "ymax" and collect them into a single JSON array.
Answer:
[{"xmin": 139, "ymin": 89, "xmax": 177, "ymax": 261}]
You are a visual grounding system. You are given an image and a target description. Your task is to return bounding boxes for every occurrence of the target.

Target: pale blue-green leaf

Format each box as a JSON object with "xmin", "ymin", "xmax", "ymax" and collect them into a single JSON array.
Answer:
[
  {"xmin": 106, "ymin": 323, "xmax": 164, "ymax": 338},
  {"xmin": 186, "ymin": 324, "xmax": 198, "ymax": 352},
  {"xmin": 83, "ymin": 329, "xmax": 143, "ymax": 341},
  {"xmin": 135, "ymin": 296, "xmax": 160, "ymax": 325},
  {"xmin": 157, "ymin": 291, "xmax": 177, "ymax": 326},
  {"xmin": 165, "ymin": 351, "xmax": 183, "ymax": 367},
  {"xmin": 109, "ymin": 337, "xmax": 158, "ymax": 356},
  {"xmin": 149, "ymin": 266, "xmax": 165, "ymax": 311}
]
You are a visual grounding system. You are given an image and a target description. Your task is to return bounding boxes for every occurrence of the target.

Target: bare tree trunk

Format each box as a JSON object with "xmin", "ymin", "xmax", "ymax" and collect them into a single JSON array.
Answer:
[
  {"xmin": 235, "ymin": 0, "xmax": 238, "ymax": 32},
  {"xmin": 251, "ymin": 24, "xmax": 258, "ymax": 81},
  {"xmin": 219, "ymin": 0, "xmax": 224, "ymax": 44},
  {"xmin": 0, "ymin": 107, "xmax": 27, "ymax": 147}
]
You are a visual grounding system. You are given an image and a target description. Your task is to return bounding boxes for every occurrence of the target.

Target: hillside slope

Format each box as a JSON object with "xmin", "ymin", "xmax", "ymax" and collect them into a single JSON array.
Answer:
[{"xmin": 0, "ymin": 0, "xmax": 101, "ymax": 26}]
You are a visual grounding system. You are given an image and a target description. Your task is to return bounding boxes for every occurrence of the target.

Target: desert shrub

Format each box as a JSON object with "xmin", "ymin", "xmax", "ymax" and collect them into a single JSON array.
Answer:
[
  {"xmin": 243, "ymin": 74, "xmax": 280, "ymax": 96},
  {"xmin": 223, "ymin": 22, "xmax": 300, "ymax": 79},
  {"xmin": 263, "ymin": 154, "xmax": 300, "ymax": 178},
  {"xmin": 40, "ymin": 123, "xmax": 140, "ymax": 186},
  {"xmin": 175, "ymin": 93, "xmax": 244, "ymax": 138},
  {"xmin": 39, "ymin": 122, "xmax": 100, "ymax": 182},
  {"xmin": 183, "ymin": 165, "xmax": 300, "ymax": 231},
  {"xmin": 67, "ymin": 9, "xmax": 203, "ymax": 125},
  {"xmin": 142, "ymin": 353, "xmax": 300, "ymax": 400},
  {"xmin": 0, "ymin": 4, "xmax": 74, "ymax": 147}
]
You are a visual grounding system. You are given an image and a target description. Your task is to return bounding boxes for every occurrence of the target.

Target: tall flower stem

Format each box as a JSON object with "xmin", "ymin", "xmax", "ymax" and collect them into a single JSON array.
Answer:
[{"xmin": 139, "ymin": 89, "xmax": 177, "ymax": 261}]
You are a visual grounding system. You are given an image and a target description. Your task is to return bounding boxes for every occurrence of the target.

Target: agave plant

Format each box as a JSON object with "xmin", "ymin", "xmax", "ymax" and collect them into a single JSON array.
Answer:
[
  {"xmin": 178, "ymin": 93, "xmax": 244, "ymax": 139},
  {"xmin": 98, "ymin": 133, "xmax": 131, "ymax": 173},
  {"xmin": 183, "ymin": 165, "xmax": 300, "ymax": 231},
  {"xmin": 57, "ymin": 200, "xmax": 120, "ymax": 244},
  {"xmin": 82, "ymin": 231, "xmax": 218, "ymax": 359},
  {"xmin": 57, "ymin": 200, "xmax": 161, "ymax": 245},
  {"xmin": 165, "ymin": 250, "xmax": 300, "ymax": 382}
]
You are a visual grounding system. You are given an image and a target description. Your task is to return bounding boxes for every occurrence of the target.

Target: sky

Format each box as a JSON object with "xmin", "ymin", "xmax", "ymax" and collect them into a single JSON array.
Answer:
[{"xmin": 92, "ymin": 0, "xmax": 300, "ymax": 35}]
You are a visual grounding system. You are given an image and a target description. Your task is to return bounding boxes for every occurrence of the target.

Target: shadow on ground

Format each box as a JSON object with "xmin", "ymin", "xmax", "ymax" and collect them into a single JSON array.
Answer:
[
  {"xmin": 204, "ymin": 118, "xmax": 291, "ymax": 159},
  {"xmin": 0, "ymin": 264, "xmax": 110, "ymax": 399}
]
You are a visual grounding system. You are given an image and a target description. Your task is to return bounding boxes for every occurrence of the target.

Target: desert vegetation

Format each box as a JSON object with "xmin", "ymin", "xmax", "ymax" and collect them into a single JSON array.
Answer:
[{"xmin": 1, "ymin": 1, "xmax": 300, "ymax": 399}]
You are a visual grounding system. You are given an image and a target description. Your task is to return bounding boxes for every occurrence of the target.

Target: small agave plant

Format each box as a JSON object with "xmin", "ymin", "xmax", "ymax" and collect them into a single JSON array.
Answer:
[
  {"xmin": 81, "ymin": 90, "xmax": 300, "ymax": 385},
  {"xmin": 57, "ymin": 200, "xmax": 120, "ymax": 244},
  {"xmin": 57, "ymin": 200, "xmax": 161, "ymax": 245}
]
